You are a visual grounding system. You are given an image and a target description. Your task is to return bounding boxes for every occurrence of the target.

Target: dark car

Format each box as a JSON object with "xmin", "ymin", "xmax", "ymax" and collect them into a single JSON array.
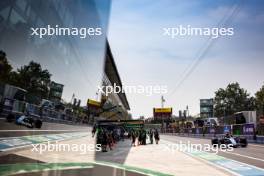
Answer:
[{"xmin": 6, "ymin": 114, "xmax": 42, "ymax": 129}]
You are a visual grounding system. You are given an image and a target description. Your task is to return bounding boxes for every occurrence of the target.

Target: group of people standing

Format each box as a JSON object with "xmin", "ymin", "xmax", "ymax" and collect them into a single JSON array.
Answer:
[
  {"xmin": 92, "ymin": 125, "xmax": 160, "ymax": 152},
  {"xmin": 93, "ymin": 125, "xmax": 124, "ymax": 152},
  {"xmin": 129, "ymin": 128, "xmax": 160, "ymax": 146}
]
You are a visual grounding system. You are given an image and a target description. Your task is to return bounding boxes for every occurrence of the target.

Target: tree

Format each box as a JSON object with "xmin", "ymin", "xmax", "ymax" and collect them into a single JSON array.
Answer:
[
  {"xmin": 11, "ymin": 61, "xmax": 52, "ymax": 100},
  {"xmin": 214, "ymin": 82, "xmax": 255, "ymax": 117},
  {"xmin": 0, "ymin": 50, "xmax": 12, "ymax": 83},
  {"xmin": 255, "ymin": 84, "xmax": 264, "ymax": 115}
]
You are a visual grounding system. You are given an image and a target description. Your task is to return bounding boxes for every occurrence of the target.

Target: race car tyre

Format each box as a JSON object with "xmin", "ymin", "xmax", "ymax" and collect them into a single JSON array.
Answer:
[
  {"xmin": 211, "ymin": 138, "xmax": 219, "ymax": 146},
  {"xmin": 240, "ymin": 137, "xmax": 248, "ymax": 147},
  {"xmin": 34, "ymin": 120, "xmax": 42, "ymax": 129},
  {"xmin": 6, "ymin": 113, "xmax": 15, "ymax": 122},
  {"xmin": 24, "ymin": 118, "xmax": 34, "ymax": 128}
]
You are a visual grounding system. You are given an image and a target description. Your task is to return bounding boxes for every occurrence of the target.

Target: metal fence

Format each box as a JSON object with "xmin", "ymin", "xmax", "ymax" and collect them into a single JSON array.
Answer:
[
  {"xmin": 161, "ymin": 123, "xmax": 257, "ymax": 136},
  {"xmin": 1, "ymin": 99, "xmax": 82, "ymax": 125}
]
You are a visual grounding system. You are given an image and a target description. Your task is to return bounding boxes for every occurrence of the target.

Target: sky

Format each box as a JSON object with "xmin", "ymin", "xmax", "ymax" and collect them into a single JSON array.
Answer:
[{"xmin": 107, "ymin": 0, "xmax": 264, "ymax": 118}]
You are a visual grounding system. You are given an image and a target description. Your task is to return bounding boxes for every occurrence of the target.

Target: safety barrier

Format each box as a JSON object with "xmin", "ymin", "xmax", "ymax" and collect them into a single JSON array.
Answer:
[
  {"xmin": 1, "ymin": 99, "xmax": 81, "ymax": 125},
  {"xmin": 161, "ymin": 123, "xmax": 264, "ymax": 144},
  {"xmin": 162, "ymin": 123, "xmax": 256, "ymax": 135}
]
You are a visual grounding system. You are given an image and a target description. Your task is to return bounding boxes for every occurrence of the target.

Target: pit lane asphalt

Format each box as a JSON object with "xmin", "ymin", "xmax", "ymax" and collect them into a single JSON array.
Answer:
[{"xmin": 161, "ymin": 134, "xmax": 264, "ymax": 169}]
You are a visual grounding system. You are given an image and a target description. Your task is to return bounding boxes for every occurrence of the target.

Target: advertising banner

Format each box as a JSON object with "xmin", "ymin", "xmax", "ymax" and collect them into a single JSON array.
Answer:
[
  {"xmin": 243, "ymin": 123, "xmax": 255, "ymax": 135},
  {"xmin": 223, "ymin": 125, "xmax": 231, "ymax": 134}
]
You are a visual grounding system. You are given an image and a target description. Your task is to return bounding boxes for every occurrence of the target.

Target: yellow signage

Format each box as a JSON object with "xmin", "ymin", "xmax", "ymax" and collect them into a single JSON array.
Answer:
[
  {"xmin": 154, "ymin": 108, "xmax": 172, "ymax": 113},
  {"xmin": 87, "ymin": 99, "xmax": 101, "ymax": 107}
]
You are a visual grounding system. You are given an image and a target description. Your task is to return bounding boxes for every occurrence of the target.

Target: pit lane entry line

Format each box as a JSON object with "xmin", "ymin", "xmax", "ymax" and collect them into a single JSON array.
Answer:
[
  {"xmin": 161, "ymin": 136, "xmax": 264, "ymax": 163},
  {"xmin": 0, "ymin": 162, "xmax": 173, "ymax": 176},
  {"xmin": 162, "ymin": 139, "xmax": 264, "ymax": 176},
  {"xmin": 224, "ymin": 151, "xmax": 264, "ymax": 162},
  {"xmin": 0, "ymin": 132, "xmax": 89, "ymax": 152},
  {"xmin": 249, "ymin": 144, "xmax": 264, "ymax": 148}
]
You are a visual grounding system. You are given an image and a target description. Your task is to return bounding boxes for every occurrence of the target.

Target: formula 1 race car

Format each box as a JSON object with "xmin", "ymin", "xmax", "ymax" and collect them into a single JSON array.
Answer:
[
  {"xmin": 6, "ymin": 114, "xmax": 42, "ymax": 129},
  {"xmin": 211, "ymin": 135, "xmax": 248, "ymax": 148}
]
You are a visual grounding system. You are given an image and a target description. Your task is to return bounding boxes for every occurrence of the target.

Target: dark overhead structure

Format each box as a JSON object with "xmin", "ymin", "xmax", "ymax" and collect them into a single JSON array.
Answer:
[{"xmin": 104, "ymin": 41, "xmax": 130, "ymax": 111}]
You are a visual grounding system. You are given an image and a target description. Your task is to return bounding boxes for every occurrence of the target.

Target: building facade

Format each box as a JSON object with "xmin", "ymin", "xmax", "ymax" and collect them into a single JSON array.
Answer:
[
  {"xmin": 200, "ymin": 98, "xmax": 214, "ymax": 118},
  {"xmin": 49, "ymin": 81, "xmax": 64, "ymax": 103}
]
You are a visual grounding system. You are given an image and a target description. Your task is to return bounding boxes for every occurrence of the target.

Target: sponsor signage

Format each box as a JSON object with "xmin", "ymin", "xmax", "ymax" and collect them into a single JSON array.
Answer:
[
  {"xmin": 243, "ymin": 123, "xmax": 255, "ymax": 135},
  {"xmin": 223, "ymin": 125, "xmax": 231, "ymax": 133},
  {"xmin": 87, "ymin": 99, "xmax": 101, "ymax": 107},
  {"xmin": 153, "ymin": 107, "xmax": 173, "ymax": 119},
  {"xmin": 154, "ymin": 108, "xmax": 172, "ymax": 113}
]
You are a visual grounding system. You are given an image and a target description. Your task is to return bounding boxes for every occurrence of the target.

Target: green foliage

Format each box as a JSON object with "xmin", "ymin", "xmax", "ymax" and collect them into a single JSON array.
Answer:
[
  {"xmin": 0, "ymin": 50, "xmax": 12, "ymax": 83},
  {"xmin": 13, "ymin": 61, "xmax": 52, "ymax": 100},
  {"xmin": 214, "ymin": 82, "xmax": 256, "ymax": 117},
  {"xmin": 1, "ymin": 51, "xmax": 52, "ymax": 102},
  {"xmin": 255, "ymin": 85, "xmax": 264, "ymax": 115}
]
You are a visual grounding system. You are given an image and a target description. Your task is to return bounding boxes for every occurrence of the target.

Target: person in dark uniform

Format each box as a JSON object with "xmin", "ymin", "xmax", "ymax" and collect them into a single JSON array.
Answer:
[
  {"xmin": 128, "ymin": 130, "xmax": 131, "ymax": 139},
  {"xmin": 96, "ymin": 127, "xmax": 103, "ymax": 146},
  {"xmin": 142, "ymin": 129, "xmax": 147, "ymax": 145},
  {"xmin": 107, "ymin": 132, "xmax": 113, "ymax": 150},
  {"xmin": 138, "ymin": 129, "xmax": 142, "ymax": 145},
  {"xmin": 154, "ymin": 129, "xmax": 160, "ymax": 144},
  {"xmin": 225, "ymin": 132, "xmax": 231, "ymax": 138},
  {"xmin": 149, "ymin": 129, "xmax": 154, "ymax": 144},
  {"xmin": 102, "ymin": 129, "xmax": 108, "ymax": 152},
  {"xmin": 92, "ymin": 124, "xmax": 97, "ymax": 137},
  {"xmin": 131, "ymin": 130, "xmax": 136, "ymax": 146}
]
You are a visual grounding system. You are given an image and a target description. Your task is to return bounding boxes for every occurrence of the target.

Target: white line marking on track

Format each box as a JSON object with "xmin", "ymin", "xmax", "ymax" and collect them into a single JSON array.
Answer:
[
  {"xmin": 224, "ymin": 151, "xmax": 264, "ymax": 162},
  {"xmin": 161, "ymin": 139, "xmax": 242, "ymax": 176},
  {"xmin": 249, "ymin": 144, "xmax": 264, "ymax": 148},
  {"xmin": 162, "ymin": 139, "xmax": 264, "ymax": 175}
]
